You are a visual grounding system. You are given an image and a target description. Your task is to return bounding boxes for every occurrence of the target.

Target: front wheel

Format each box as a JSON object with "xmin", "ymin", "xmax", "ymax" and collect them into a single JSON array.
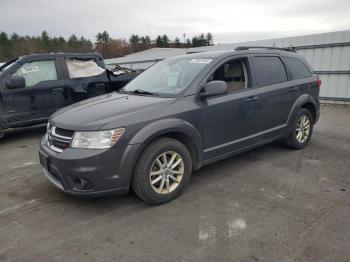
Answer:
[
  {"xmin": 131, "ymin": 138, "xmax": 192, "ymax": 205},
  {"xmin": 284, "ymin": 108, "xmax": 314, "ymax": 149}
]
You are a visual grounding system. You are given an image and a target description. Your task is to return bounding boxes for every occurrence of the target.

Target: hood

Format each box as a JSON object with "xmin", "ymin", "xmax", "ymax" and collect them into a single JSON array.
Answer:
[{"xmin": 51, "ymin": 93, "xmax": 175, "ymax": 130}]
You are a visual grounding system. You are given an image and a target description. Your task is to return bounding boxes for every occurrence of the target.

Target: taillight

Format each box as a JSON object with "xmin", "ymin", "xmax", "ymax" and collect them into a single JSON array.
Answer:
[{"xmin": 316, "ymin": 75, "xmax": 322, "ymax": 88}]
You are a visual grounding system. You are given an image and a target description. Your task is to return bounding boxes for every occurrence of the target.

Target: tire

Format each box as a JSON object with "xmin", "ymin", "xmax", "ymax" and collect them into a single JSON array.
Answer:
[
  {"xmin": 284, "ymin": 108, "xmax": 314, "ymax": 149},
  {"xmin": 131, "ymin": 138, "xmax": 192, "ymax": 205}
]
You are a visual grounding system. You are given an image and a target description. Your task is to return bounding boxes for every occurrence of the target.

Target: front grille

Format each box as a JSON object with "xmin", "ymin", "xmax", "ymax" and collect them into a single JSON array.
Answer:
[
  {"xmin": 52, "ymin": 139, "xmax": 70, "ymax": 150},
  {"xmin": 55, "ymin": 127, "xmax": 75, "ymax": 138},
  {"xmin": 47, "ymin": 126, "xmax": 74, "ymax": 152}
]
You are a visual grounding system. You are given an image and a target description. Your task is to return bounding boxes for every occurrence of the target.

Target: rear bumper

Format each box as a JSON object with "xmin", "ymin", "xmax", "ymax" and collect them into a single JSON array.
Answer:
[
  {"xmin": 315, "ymin": 98, "xmax": 321, "ymax": 124},
  {"xmin": 39, "ymin": 136, "xmax": 139, "ymax": 197}
]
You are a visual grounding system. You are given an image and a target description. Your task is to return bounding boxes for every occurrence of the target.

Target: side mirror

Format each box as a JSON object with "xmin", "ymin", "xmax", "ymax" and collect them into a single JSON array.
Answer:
[
  {"xmin": 199, "ymin": 80, "xmax": 228, "ymax": 98},
  {"xmin": 6, "ymin": 75, "xmax": 25, "ymax": 89}
]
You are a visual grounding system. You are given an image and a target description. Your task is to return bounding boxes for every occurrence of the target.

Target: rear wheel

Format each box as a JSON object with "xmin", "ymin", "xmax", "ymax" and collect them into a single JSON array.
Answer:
[
  {"xmin": 132, "ymin": 138, "xmax": 192, "ymax": 205},
  {"xmin": 285, "ymin": 108, "xmax": 313, "ymax": 149}
]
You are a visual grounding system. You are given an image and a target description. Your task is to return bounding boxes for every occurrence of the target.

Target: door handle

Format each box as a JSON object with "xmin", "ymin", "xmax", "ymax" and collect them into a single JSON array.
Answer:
[
  {"xmin": 289, "ymin": 86, "xmax": 298, "ymax": 92},
  {"xmin": 246, "ymin": 96, "xmax": 259, "ymax": 102},
  {"xmin": 52, "ymin": 87, "xmax": 64, "ymax": 93},
  {"xmin": 95, "ymin": 83, "xmax": 106, "ymax": 88}
]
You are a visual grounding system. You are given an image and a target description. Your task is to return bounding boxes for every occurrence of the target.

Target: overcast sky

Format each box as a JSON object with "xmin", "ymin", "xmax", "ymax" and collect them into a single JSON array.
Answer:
[{"xmin": 1, "ymin": 0, "xmax": 350, "ymax": 44}]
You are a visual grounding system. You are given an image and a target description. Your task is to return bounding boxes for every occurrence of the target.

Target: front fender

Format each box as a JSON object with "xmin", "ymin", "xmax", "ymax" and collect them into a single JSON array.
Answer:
[
  {"xmin": 119, "ymin": 118, "xmax": 203, "ymax": 185},
  {"xmin": 131, "ymin": 118, "xmax": 201, "ymax": 144}
]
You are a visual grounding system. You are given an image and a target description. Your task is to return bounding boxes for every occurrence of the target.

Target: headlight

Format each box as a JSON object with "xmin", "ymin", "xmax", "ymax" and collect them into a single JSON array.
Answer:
[{"xmin": 71, "ymin": 128, "xmax": 125, "ymax": 149}]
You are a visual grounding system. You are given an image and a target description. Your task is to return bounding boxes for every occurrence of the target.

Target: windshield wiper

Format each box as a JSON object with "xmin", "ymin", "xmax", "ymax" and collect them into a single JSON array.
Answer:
[
  {"xmin": 131, "ymin": 89, "xmax": 158, "ymax": 96},
  {"xmin": 118, "ymin": 89, "xmax": 128, "ymax": 94},
  {"xmin": 118, "ymin": 88, "xmax": 158, "ymax": 96}
]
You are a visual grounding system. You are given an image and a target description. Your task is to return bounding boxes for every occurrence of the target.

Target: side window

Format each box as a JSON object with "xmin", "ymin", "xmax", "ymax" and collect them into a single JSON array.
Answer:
[
  {"xmin": 208, "ymin": 59, "xmax": 247, "ymax": 93},
  {"xmin": 252, "ymin": 56, "xmax": 287, "ymax": 86},
  {"xmin": 284, "ymin": 57, "xmax": 312, "ymax": 79},
  {"xmin": 14, "ymin": 60, "xmax": 57, "ymax": 87},
  {"xmin": 66, "ymin": 59, "xmax": 105, "ymax": 78}
]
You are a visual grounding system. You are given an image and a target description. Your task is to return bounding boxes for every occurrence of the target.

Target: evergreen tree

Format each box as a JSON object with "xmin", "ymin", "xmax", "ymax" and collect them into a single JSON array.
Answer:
[
  {"xmin": 0, "ymin": 30, "xmax": 214, "ymax": 62},
  {"xmin": 174, "ymin": 37, "xmax": 181, "ymax": 48},
  {"xmin": 129, "ymin": 34, "xmax": 140, "ymax": 51},
  {"xmin": 206, "ymin": 32, "xmax": 213, "ymax": 46},
  {"xmin": 162, "ymin": 34, "xmax": 169, "ymax": 47},
  {"xmin": 155, "ymin": 35, "xmax": 163, "ymax": 47},
  {"xmin": 41, "ymin": 31, "xmax": 50, "ymax": 48}
]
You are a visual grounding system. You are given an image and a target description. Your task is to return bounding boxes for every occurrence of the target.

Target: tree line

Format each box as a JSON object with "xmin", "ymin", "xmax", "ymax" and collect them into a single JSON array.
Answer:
[{"xmin": 0, "ymin": 30, "xmax": 214, "ymax": 61}]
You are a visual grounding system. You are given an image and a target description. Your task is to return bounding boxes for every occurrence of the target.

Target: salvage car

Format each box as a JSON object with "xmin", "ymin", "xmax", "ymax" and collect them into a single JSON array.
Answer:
[
  {"xmin": 0, "ymin": 53, "xmax": 138, "ymax": 137},
  {"xmin": 39, "ymin": 47, "xmax": 320, "ymax": 205}
]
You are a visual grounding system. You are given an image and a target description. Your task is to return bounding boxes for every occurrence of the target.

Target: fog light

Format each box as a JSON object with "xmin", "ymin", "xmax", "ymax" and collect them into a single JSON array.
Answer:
[{"xmin": 72, "ymin": 177, "xmax": 93, "ymax": 191}]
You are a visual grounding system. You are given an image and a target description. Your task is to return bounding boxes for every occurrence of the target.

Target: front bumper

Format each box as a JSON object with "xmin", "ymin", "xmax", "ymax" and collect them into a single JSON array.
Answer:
[{"xmin": 39, "ymin": 136, "xmax": 138, "ymax": 197}]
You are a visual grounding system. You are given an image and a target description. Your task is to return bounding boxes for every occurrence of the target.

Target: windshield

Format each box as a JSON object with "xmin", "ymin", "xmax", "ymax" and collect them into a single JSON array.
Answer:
[{"xmin": 123, "ymin": 57, "xmax": 212, "ymax": 95}]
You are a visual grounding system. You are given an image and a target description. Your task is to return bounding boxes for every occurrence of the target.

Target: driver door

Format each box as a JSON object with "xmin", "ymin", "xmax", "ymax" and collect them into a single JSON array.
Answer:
[
  {"xmin": 200, "ymin": 56, "xmax": 261, "ymax": 161},
  {"xmin": 1, "ymin": 58, "xmax": 66, "ymax": 126},
  {"xmin": 0, "ymin": 71, "xmax": 33, "ymax": 125}
]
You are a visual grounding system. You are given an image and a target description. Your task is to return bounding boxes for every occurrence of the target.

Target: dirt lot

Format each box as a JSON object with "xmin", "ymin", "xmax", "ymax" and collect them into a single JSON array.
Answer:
[{"xmin": 0, "ymin": 105, "xmax": 349, "ymax": 262}]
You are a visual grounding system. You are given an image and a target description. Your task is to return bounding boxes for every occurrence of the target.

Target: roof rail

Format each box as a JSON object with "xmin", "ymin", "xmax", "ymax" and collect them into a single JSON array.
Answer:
[{"xmin": 235, "ymin": 46, "xmax": 296, "ymax": 52}]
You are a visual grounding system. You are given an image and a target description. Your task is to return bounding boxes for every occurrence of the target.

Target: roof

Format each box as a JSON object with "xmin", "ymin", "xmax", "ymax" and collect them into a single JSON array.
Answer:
[
  {"xmin": 107, "ymin": 47, "xmax": 302, "ymax": 66},
  {"xmin": 19, "ymin": 52, "xmax": 103, "ymax": 60},
  {"xmin": 105, "ymin": 48, "xmax": 187, "ymax": 64}
]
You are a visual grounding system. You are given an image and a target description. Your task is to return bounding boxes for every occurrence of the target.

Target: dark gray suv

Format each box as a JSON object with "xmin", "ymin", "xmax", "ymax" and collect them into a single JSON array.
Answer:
[{"xmin": 39, "ymin": 47, "xmax": 320, "ymax": 204}]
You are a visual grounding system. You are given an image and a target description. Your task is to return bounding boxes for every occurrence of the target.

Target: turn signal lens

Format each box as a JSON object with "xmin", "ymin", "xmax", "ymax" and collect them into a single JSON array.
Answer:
[{"xmin": 316, "ymin": 76, "xmax": 322, "ymax": 88}]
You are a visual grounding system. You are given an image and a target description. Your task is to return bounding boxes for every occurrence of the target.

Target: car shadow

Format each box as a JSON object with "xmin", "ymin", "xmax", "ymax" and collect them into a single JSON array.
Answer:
[
  {"xmin": 54, "ymin": 141, "xmax": 290, "ymax": 209},
  {"xmin": 190, "ymin": 141, "xmax": 290, "ymax": 184}
]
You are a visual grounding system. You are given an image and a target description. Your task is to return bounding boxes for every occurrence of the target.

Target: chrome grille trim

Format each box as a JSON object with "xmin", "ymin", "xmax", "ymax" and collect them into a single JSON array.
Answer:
[
  {"xmin": 52, "ymin": 127, "xmax": 73, "ymax": 140},
  {"xmin": 47, "ymin": 125, "xmax": 75, "ymax": 153}
]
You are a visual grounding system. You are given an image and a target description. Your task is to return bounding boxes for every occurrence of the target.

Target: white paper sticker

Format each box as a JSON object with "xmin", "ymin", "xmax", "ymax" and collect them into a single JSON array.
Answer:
[{"xmin": 190, "ymin": 59, "xmax": 212, "ymax": 64}]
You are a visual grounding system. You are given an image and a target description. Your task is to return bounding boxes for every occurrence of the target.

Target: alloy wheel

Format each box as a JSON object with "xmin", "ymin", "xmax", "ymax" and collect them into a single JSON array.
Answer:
[
  {"xmin": 296, "ymin": 114, "xmax": 311, "ymax": 143},
  {"xmin": 149, "ymin": 151, "xmax": 184, "ymax": 194}
]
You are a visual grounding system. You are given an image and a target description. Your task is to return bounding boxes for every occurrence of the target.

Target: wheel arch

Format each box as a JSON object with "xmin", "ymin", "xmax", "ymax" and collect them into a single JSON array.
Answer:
[
  {"xmin": 286, "ymin": 94, "xmax": 318, "ymax": 134},
  {"xmin": 121, "ymin": 118, "xmax": 203, "ymax": 186},
  {"xmin": 301, "ymin": 102, "xmax": 317, "ymax": 123}
]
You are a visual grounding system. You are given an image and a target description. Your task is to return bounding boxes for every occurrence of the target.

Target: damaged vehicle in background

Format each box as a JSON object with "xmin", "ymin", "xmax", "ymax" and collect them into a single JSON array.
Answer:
[{"xmin": 0, "ymin": 53, "xmax": 139, "ymax": 137}]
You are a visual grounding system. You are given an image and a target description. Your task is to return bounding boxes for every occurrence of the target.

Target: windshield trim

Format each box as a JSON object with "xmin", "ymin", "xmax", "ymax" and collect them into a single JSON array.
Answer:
[{"xmin": 0, "ymin": 58, "xmax": 19, "ymax": 74}]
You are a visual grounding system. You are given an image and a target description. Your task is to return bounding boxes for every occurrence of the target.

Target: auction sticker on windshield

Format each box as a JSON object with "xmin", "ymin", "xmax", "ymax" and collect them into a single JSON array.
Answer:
[{"xmin": 190, "ymin": 59, "xmax": 212, "ymax": 64}]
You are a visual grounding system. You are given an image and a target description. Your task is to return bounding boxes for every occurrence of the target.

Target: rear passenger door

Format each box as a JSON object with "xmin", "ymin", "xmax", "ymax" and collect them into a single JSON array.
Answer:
[{"xmin": 249, "ymin": 55, "xmax": 297, "ymax": 136}]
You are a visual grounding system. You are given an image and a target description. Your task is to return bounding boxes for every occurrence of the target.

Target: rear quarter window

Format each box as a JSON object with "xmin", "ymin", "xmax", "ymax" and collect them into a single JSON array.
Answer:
[
  {"xmin": 284, "ymin": 57, "xmax": 312, "ymax": 79},
  {"xmin": 251, "ymin": 56, "xmax": 287, "ymax": 86}
]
